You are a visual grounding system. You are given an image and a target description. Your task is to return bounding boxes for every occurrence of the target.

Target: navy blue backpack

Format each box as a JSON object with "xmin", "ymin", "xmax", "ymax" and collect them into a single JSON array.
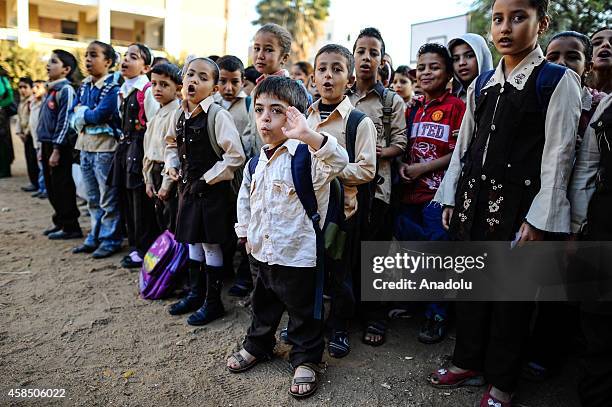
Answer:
[{"xmin": 247, "ymin": 109, "xmax": 366, "ymax": 319}]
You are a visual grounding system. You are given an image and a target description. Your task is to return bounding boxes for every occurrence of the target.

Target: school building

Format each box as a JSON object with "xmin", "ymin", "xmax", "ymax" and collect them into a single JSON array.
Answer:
[{"xmin": 0, "ymin": 0, "xmax": 254, "ymax": 60}]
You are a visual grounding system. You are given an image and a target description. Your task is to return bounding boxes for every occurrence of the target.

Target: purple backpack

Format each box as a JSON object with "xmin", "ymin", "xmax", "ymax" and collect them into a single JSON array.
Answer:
[{"xmin": 139, "ymin": 230, "xmax": 188, "ymax": 300}]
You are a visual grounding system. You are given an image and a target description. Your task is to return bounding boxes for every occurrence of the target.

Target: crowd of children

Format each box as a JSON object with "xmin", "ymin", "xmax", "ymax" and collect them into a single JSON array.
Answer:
[{"xmin": 1, "ymin": 0, "xmax": 611, "ymax": 404}]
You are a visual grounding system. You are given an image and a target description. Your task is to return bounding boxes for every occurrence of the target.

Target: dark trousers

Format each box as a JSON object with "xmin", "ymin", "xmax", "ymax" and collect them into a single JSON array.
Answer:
[
  {"xmin": 452, "ymin": 301, "xmax": 533, "ymax": 392},
  {"xmin": 123, "ymin": 185, "xmax": 159, "ymax": 256},
  {"xmin": 244, "ymin": 256, "xmax": 324, "ymax": 368},
  {"xmin": 41, "ymin": 142, "xmax": 80, "ymax": 232},
  {"xmin": 150, "ymin": 163, "xmax": 177, "ymax": 233},
  {"xmin": 359, "ymin": 197, "xmax": 391, "ymax": 324},
  {"xmin": 527, "ymin": 302, "xmax": 579, "ymax": 370},
  {"xmin": 578, "ymin": 310, "xmax": 612, "ymax": 407},
  {"xmin": 328, "ymin": 215, "xmax": 358, "ymax": 331},
  {"xmin": 23, "ymin": 134, "xmax": 39, "ymax": 186}
]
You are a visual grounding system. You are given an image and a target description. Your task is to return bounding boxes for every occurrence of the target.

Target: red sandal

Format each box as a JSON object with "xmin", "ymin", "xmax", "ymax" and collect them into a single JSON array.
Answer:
[
  {"xmin": 474, "ymin": 385, "xmax": 513, "ymax": 407},
  {"xmin": 428, "ymin": 367, "xmax": 485, "ymax": 389}
]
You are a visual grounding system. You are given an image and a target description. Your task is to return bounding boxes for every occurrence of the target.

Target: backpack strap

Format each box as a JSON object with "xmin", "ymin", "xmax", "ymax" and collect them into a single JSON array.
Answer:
[
  {"xmin": 247, "ymin": 154, "xmax": 259, "ymax": 177},
  {"xmin": 536, "ymin": 61, "xmax": 566, "ymax": 112},
  {"xmin": 206, "ymin": 102, "xmax": 223, "ymax": 159},
  {"xmin": 136, "ymin": 82, "xmax": 152, "ymax": 127},
  {"xmin": 474, "ymin": 69, "xmax": 495, "ymax": 100},
  {"xmin": 345, "ymin": 109, "xmax": 367, "ymax": 163},
  {"xmin": 290, "ymin": 143, "xmax": 325, "ymax": 320},
  {"xmin": 245, "ymin": 95, "xmax": 252, "ymax": 113},
  {"xmin": 381, "ymin": 88, "xmax": 396, "ymax": 146}
]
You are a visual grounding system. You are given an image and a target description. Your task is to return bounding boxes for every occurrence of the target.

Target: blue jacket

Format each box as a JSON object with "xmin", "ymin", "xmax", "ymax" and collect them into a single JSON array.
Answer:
[
  {"xmin": 37, "ymin": 79, "xmax": 76, "ymax": 147},
  {"xmin": 75, "ymin": 72, "xmax": 121, "ymax": 138}
]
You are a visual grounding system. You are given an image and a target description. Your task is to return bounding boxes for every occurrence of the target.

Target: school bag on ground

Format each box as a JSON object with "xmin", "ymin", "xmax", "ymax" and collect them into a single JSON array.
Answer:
[{"xmin": 139, "ymin": 230, "xmax": 188, "ymax": 300}]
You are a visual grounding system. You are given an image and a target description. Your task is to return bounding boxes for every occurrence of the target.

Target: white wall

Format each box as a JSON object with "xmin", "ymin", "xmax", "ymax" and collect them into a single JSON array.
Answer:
[{"xmin": 410, "ymin": 14, "xmax": 468, "ymax": 64}]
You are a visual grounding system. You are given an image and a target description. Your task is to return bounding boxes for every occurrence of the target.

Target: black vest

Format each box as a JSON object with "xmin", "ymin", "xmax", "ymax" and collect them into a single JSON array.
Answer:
[
  {"xmin": 585, "ymin": 103, "xmax": 612, "ymax": 240},
  {"xmin": 120, "ymin": 89, "xmax": 147, "ymax": 139},
  {"xmin": 450, "ymin": 62, "xmax": 548, "ymax": 241},
  {"xmin": 176, "ymin": 110, "xmax": 220, "ymax": 183}
]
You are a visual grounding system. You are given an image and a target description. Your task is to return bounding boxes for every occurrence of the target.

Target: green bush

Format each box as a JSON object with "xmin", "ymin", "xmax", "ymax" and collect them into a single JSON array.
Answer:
[{"xmin": 0, "ymin": 40, "xmax": 47, "ymax": 87}]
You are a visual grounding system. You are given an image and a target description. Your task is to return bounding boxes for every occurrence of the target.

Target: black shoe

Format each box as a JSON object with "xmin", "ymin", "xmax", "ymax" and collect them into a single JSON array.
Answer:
[
  {"xmin": 92, "ymin": 246, "xmax": 120, "ymax": 259},
  {"xmin": 186, "ymin": 265, "xmax": 225, "ymax": 325},
  {"xmin": 120, "ymin": 256, "xmax": 142, "ymax": 269},
  {"xmin": 21, "ymin": 184, "xmax": 37, "ymax": 192},
  {"xmin": 48, "ymin": 230, "xmax": 84, "ymax": 240},
  {"xmin": 31, "ymin": 191, "xmax": 41, "ymax": 198},
  {"xmin": 43, "ymin": 225, "xmax": 61, "ymax": 236},
  {"xmin": 187, "ymin": 300, "xmax": 225, "ymax": 326},
  {"xmin": 37, "ymin": 192, "xmax": 48, "ymax": 199},
  {"xmin": 73, "ymin": 244, "xmax": 96, "ymax": 254},
  {"xmin": 418, "ymin": 315, "xmax": 448, "ymax": 344},
  {"xmin": 169, "ymin": 260, "xmax": 205, "ymax": 315},
  {"xmin": 228, "ymin": 281, "xmax": 252, "ymax": 297}
]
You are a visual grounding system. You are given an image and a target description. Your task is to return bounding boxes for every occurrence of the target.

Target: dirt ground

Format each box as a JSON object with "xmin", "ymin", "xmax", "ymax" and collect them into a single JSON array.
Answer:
[{"xmin": 1, "ymin": 133, "xmax": 581, "ymax": 406}]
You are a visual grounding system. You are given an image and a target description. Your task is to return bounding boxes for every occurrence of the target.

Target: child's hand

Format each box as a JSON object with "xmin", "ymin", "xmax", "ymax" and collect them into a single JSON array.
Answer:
[
  {"xmin": 402, "ymin": 163, "xmax": 428, "ymax": 181},
  {"xmin": 442, "ymin": 207, "xmax": 454, "ymax": 230},
  {"xmin": 517, "ymin": 221, "xmax": 544, "ymax": 247},
  {"xmin": 281, "ymin": 106, "xmax": 309, "ymax": 141},
  {"xmin": 49, "ymin": 149, "xmax": 60, "ymax": 167},
  {"xmin": 145, "ymin": 184, "xmax": 156, "ymax": 199},
  {"xmin": 376, "ymin": 145, "xmax": 383, "ymax": 158},
  {"xmin": 157, "ymin": 188, "xmax": 169, "ymax": 201},
  {"xmin": 168, "ymin": 167, "xmax": 179, "ymax": 181}
]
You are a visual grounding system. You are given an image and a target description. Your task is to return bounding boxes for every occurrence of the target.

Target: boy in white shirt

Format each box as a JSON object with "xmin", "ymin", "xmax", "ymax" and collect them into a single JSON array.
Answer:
[{"xmin": 226, "ymin": 76, "xmax": 348, "ymax": 399}]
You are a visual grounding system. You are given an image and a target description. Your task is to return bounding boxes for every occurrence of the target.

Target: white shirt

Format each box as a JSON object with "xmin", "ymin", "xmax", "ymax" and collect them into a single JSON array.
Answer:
[
  {"xmin": 164, "ymin": 95, "xmax": 245, "ymax": 185},
  {"xmin": 118, "ymin": 74, "xmax": 159, "ymax": 123},
  {"xmin": 434, "ymin": 46, "xmax": 582, "ymax": 234},
  {"xmin": 235, "ymin": 137, "xmax": 348, "ymax": 268},
  {"xmin": 568, "ymin": 93, "xmax": 612, "ymax": 233}
]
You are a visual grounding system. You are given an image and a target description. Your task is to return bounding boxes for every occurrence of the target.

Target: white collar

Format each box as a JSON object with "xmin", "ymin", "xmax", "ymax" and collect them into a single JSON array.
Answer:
[
  {"xmin": 181, "ymin": 95, "xmax": 215, "ymax": 119},
  {"xmin": 484, "ymin": 46, "xmax": 545, "ymax": 91},
  {"xmin": 120, "ymin": 75, "xmax": 149, "ymax": 97}
]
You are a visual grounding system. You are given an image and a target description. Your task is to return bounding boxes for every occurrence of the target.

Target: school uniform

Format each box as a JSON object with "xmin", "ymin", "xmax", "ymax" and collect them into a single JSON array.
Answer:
[
  {"xmin": 434, "ymin": 46, "xmax": 581, "ymax": 392},
  {"xmin": 143, "ymin": 99, "xmax": 180, "ymax": 232},
  {"xmin": 37, "ymin": 78, "xmax": 81, "ymax": 234},
  {"xmin": 569, "ymin": 93, "xmax": 612, "ymax": 406},
  {"xmin": 214, "ymin": 91, "xmax": 250, "ymax": 136},
  {"xmin": 109, "ymin": 74, "xmax": 160, "ymax": 256},
  {"xmin": 16, "ymin": 96, "xmax": 39, "ymax": 187},
  {"xmin": 235, "ymin": 136, "xmax": 348, "ymax": 367},
  {"xmin": 306, "ymin": 96, "xmax": 377, "ymax": 330},
  {"xmin": 347, "ymin": 82, "xmax": 407, "ymax": 241},
  {"xmin": 165, "ymin": 95, "xmax": 245, "ymax": 244}
]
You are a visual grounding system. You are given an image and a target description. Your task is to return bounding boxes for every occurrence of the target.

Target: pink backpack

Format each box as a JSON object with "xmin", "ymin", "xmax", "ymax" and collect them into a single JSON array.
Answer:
[
  {"xmin": 139, "ymin": 230, "xmax": 188, "ymax": 300},
  {"xmin": 135, "ymin": 82, "xmax": 152, "ymax": 127}
]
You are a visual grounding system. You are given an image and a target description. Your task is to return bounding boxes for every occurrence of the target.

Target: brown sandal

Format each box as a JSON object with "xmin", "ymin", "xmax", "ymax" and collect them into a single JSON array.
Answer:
[
  {"xmin": 288, "ymin": 364, "xmax": 319, "ymax": 399},
  {"xmin": 226, "ymin": 350, "xmax": 259, "ymax": 373}
]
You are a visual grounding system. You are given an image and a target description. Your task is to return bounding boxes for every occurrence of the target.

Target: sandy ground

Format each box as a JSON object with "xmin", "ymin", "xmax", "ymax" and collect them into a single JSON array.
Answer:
[{"xmin": 1, "ymin": 132, "xmax": 581, "ymax": 407}]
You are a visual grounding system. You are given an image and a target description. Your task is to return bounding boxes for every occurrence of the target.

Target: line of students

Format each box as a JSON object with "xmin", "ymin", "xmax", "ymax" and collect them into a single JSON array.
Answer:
[{"xmin": 13, "ymin": 1, "xmax": 612, "ymax": 404}]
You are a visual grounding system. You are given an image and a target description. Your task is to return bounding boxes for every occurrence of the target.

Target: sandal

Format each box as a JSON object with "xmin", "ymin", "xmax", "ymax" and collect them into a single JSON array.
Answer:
[
  {"xmin": 226, "ymin": 350, "xmax": 259, "ymax": 373},
  {"xmin": 428, "ymin": 367, "xmax": 485, "ymax": 389},
  {"xmin": 475, "ymin": 385, "xmax": 513, "ymax": 407},
  {"xmin": 288, "ymin": 363, "xmax": 319, "ymax": 399},
  {"xmin": 362, "ymin": 322, "xmax": 386, "ymax": 347},
  {"xmin": 328, "ymin": 330, "xmax": 350, "ymax": 358}
]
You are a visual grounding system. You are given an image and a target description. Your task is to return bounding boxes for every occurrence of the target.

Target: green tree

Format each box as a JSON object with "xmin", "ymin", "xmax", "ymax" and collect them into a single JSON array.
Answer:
[
  {"xmin": 468, "ymin": 0, "xmax": 612, "ymax": 63},
  {"xmin": 253, "ymin": 0, "xmax": 330, "ymax": 62},
  {"xmin": 0, "ymin": 40, "xmax": 47, "ymax": 88}
]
